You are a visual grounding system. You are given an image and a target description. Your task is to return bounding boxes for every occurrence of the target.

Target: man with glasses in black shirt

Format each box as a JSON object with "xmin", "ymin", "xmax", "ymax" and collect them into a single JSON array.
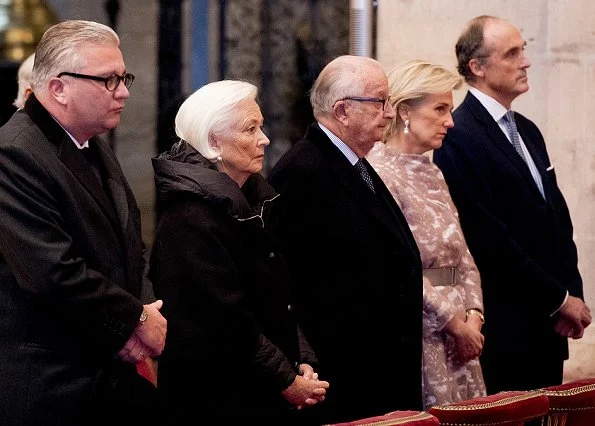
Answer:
[{"xmin": 0, "ymin": 20, "xmax": 167, "ymax": 426}]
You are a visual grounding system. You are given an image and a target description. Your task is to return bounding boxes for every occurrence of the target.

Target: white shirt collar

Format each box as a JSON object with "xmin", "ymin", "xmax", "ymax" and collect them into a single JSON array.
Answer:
[
  {"xmin": 317, "ymin": 122, "xmax": 359, "ymax": 165},
  {"xmin": 51, "ymin": 116, "xmax": 89, "ymax": 149},
  {"xmin": 468, "ymin": 86, "xmax": 510, "ymax": 122}
]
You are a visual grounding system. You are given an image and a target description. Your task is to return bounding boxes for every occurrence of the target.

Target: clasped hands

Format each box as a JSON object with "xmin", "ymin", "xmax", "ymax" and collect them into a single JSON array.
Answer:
[
  {"xmin": 555, "ymin": 295, "xmax": 591, "ymax": 339},
  {"xmin": 446, "ymin": 311, "xmax": 485, "ymax": 364},
  {"xmin": 281, "ymin": 363, "xmax": 330, "ymax": 410},
  {"xmin": 117, "ymin": 299, "xmax": 168, "ymax": 364}
]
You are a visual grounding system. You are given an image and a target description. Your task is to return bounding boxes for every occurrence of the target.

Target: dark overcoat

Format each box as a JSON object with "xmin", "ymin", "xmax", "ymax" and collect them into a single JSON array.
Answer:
[
  {"xmin": 0, "ymin": 95, "xmax": 155, "ymax": 425},
  {"xmin": 267, "ymin": 123, "xmax": 424, "ymax": 423},
  {"xmin": 149, "ymin": 141, "xmax": 318, "ymax": 425}
]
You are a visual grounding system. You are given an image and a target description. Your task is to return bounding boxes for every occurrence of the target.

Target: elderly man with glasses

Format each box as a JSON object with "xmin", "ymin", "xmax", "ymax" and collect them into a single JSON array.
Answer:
[
  {"xmin": 268, "ymin": 55, "xmax": 424, "ymax": 424},
  {"xmin": 0, "ymin": 20, "xmax": 166, "ymax": 426}
]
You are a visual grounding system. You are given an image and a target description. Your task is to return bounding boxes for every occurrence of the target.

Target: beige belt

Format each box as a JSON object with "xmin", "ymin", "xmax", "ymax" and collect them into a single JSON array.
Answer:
[{"xmin": 423, "ymin": 267, "xmax": 456, "ymax": 286}]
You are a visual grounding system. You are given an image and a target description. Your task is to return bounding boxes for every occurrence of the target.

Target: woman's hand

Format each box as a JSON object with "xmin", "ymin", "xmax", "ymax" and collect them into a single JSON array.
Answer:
[
  {"xmin": 445, "ymin": 312, "xmax": 484, "ymax": 363},
  {"xmin": 282, "ymin": 368, "xmax": 329, "ymax": 410},
  {"xmin": 465, "ymin": 312, "xmax": 484, "ymax": 332}
]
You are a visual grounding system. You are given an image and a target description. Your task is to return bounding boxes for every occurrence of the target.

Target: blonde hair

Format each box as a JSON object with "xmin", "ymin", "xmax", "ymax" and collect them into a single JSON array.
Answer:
[
  {"xmin": 384, "ymin": 60, "xmax": 463, "ymax": 141},
  {"xmin": 175, "ymin": 80, "xmax": 258, "ymax": 162}
]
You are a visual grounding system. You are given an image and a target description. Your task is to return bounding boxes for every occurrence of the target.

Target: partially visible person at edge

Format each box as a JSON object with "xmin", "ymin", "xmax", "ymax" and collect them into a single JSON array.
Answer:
[
  {"xmin": 366, "ymin": 59, "xmax": 486, "ymax": 409},
  {"xmin": 267, "ymin": 55, "xmax": 423, "ymax": 424},
  {"xmin": 433, "ymin": 15, "xmax": 591, "ymax": 394},
  {"xmin": 148, "ymin": 80, "xmax": 329, "ymax": 425},
  {"xmin": 0, "ymin": 20, "xmax": 167, "ymax": 426},
  {"xmin": 13, "ymin": 52, "xmax": 35, "ymax": 109}
]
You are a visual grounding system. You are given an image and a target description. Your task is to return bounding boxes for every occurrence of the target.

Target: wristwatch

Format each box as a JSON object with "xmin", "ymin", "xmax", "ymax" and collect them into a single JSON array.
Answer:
[
  {"xmin": 138, "ymin": 309, "xmax": 148, "ymax": 326},
  {"xmin": 466, "ymin": 308, "xmax": 485, "ymax": 323}
]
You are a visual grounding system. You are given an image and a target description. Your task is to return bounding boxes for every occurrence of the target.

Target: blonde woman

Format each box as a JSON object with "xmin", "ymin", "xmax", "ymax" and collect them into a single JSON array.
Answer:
[{"xmin": 367, "ymin": 60, "xmax": 486, "ymax": 408}]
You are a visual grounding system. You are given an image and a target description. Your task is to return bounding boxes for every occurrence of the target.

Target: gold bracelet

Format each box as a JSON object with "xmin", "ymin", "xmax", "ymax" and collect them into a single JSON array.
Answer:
[{"xmin": 466, "ymin": 308, "xmax": 485, "ymax": 323}]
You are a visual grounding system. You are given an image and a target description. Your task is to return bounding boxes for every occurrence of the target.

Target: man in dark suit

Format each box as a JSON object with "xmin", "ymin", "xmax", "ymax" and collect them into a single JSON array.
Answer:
[
  {"xmin": 0, "ymin": 20, "xmax": 167, "ymax": 425},
  {"xmin": 433, "ymin": 16, "xmax": 591, "ymax": 394},
  {"xmin": 268, "ymin": 55, "xmax": 423, "ymax": 423}
]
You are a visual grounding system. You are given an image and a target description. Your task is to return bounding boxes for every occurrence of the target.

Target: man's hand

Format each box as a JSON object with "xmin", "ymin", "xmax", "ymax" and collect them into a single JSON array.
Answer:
[
  {"xmin": 134, "ymin": 300, "xmax": 167, "ymax": 356},
  {"xmin": 117, "ymin": 333, "xmax": 152, "ymax": 364},
  {"xmin": 557, "ymin": 296, "xmax": 591, "ymax": 338}
]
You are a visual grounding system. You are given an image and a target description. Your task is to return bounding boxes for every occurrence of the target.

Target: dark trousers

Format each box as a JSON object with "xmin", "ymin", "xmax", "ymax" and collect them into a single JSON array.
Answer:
[{"xmin": 481, "ymin": 350, "xmax": 564, "ymax": 394}]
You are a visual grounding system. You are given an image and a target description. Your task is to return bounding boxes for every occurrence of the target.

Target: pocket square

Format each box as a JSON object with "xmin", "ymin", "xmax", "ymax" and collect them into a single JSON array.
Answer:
[{"xmin": 546, "ymin": 165, "xmax": 554, "ymax": 171}]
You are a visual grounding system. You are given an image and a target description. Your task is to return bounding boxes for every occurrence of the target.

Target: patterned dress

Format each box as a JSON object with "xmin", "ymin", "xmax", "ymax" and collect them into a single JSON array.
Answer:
[{"xmin": 367, "ymin": 142, "xmax": 487, "ymax": 409}]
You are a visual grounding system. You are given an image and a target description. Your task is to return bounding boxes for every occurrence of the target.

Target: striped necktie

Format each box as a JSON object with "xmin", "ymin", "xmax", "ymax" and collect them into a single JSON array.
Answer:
[{"xmin": 503, "ymin": 111, "xmax": 527, "ymax": 163}]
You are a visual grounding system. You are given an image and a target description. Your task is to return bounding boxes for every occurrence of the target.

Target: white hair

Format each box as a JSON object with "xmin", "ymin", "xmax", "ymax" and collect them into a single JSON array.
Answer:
[
  {"xmin": 175, "ymin": 80, "xmax": 258, "ymax": 161},
  {"xmin": 309, "ymin": 55, "xmax": 384, "ymax": 119},
  {"xmin": 13, "ymin": 53, "xmax": 35, "ymax": 108}
]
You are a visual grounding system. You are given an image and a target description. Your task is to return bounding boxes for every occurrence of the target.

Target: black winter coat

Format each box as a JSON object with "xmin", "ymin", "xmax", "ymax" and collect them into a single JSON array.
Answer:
[{"xmin": 149, "ymin": 141, "xmax": 318, "ymax": 425}]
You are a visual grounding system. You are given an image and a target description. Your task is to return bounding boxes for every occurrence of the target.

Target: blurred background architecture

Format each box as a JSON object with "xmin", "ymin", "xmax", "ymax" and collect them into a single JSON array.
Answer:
[{"xmin": 0, "ymin": 0, "xmax": 592, "ymax": 382}]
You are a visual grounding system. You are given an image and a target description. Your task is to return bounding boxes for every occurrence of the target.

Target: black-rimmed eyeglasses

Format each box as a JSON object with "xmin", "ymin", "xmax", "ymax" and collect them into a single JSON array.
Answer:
[
  {"xmin": 339, "ymin": 96, "xmax": 392, "ymax": 111},
  {"xmin": 57, "ymin": 72, "xmax": 135, "ymax": 91}
]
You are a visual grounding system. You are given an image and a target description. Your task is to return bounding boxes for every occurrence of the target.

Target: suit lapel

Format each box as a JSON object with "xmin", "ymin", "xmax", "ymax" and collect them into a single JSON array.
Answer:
[
  {"xmin": 515, "ymin": 119, "xmax": 554, "ymax": 203},
  {"xmin": 464, "ymin": 94, "xmax": 544, "ymax": 198},
  {"xmin": 24, "ymin": 94, "xmax": 126, "ymax": 239},
  {"xmin": 309, "ymin": 124, "xmax": 420, "ymax": 257},
  {"xmin": 58, "ymin": 139, "xmax": 122, "ymax": 231},
  {"xmin": 94, "ymin": 137, "xmax": 130, "ymax": 230}
]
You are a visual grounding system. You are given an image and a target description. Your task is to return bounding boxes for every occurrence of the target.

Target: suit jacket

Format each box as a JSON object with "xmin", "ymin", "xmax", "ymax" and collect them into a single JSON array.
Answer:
[
  {"xmin": 433, "ymin": 92, "xmax": 583, "ymax": 367},
  {"xmin": 0, "ymin": 95, "xmax": 156, "ymax": 425},
  {"xmin": 268, "ymin": 123, "xmax": 423, "ymax": 423}
]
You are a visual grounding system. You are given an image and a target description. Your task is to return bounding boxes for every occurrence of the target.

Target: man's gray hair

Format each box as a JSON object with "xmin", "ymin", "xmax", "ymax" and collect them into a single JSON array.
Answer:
[
  {"xmin": 175, "ymin": 80, "xmax": 258, "ymax": 162},
  {"xmin": 30, "ymin": 20, "xmax": 120, "ymax": 92},
  {"xmin": 309, "ymin": 55, "xmax": 383, "ymax": 119}
]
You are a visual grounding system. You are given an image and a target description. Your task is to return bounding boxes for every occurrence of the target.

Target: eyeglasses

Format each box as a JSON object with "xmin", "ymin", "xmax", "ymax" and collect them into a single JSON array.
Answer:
[
  {"xmin": 57, "ymin": 71, "xmax": 135, "ymax": 91},
  {"xmin": 339, "ymin": 96, "xmax": 392, "ymax": 111}
]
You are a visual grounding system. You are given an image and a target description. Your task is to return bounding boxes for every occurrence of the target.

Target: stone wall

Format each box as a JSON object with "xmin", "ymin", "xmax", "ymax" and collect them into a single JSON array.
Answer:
[{"xmin": 377, "ymin": 0, "xmax": 595, "ymax": 381}]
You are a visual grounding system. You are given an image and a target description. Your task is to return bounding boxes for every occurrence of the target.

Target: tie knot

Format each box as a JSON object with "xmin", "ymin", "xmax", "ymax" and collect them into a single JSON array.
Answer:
[
  {"xmin": 504, "ymin": 110, "xmax": 515, "ymax": 123},
  {"xmin": 354, "ymin": 159, "xmax": 366, "ymax": 172}
]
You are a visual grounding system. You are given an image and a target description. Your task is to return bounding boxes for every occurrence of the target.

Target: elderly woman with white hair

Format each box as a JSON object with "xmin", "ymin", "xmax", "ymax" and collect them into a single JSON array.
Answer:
[{"xmin": 149, "ymin": 80, "xmax": 329, "ymax": 425}]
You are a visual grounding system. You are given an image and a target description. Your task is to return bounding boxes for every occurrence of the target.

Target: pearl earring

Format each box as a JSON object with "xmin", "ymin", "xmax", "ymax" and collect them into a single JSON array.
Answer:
[
  {"xmin": 217, "ymin": 155, "xmax": 222, "ymax": 162},
  {"xmin": 404, "ymin": 120, "xmax": 410, "ymax": 134}
]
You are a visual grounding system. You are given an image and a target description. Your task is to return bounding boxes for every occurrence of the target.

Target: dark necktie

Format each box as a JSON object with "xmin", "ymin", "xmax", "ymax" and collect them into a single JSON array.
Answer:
[
  {"xmin": 503, "ymin": 111, "xmax": 527, "ymax": 163},
  {"xmin": 354, "ymin": 159, "xmax": 375, "ymax": 193}
]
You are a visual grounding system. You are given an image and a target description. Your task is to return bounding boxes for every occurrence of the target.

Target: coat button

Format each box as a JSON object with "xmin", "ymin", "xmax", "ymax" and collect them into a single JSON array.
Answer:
[
  {"xmin": 287, "ymin": 304, "xmax": 292, "ymax": 312},
  {"xmin": 269, "ymin": 252, "xmax": 276, "ymax": 259}
]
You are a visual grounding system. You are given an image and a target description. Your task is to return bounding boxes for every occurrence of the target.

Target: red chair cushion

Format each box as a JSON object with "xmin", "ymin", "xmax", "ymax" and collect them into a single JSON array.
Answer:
[
  {"xmin": 428, "ymin": 390, "xmax": 549, "ymax": 425},
  {"xmin": 325, "ymin": 410, "xmax": 440, "ymax": 425},
  {"xmin": 542, "ymin": 377, "xmax": 595, "ymax": 425}
]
